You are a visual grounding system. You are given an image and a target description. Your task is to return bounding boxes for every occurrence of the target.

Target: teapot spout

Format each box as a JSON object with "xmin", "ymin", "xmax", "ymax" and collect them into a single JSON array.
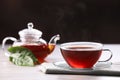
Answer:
[{"xmin": 49, "ymin": 34, "xmax": 60, "ymax": 44}]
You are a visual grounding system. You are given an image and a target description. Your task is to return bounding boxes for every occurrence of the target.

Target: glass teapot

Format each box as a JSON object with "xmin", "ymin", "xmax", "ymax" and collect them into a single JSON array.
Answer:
[{"xmin": 2, "ymin": 22, "xmax": 60, "ymax": 63}]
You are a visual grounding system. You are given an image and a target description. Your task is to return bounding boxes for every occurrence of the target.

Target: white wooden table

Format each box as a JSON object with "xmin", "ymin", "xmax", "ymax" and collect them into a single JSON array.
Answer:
[{"xmin": 0, "ymin": 44, "xmax": 120, "ymax": 80}]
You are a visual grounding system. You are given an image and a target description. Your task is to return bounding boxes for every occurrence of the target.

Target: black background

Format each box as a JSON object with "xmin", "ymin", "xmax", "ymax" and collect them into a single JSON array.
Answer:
[{"xmin": 1, "ymin": 0, "xmax": 120, "ymax": 44}]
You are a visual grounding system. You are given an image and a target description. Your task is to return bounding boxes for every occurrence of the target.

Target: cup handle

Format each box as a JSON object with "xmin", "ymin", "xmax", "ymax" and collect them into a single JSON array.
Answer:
[{"xmin": 98, "ymin": 49, "xmax": 113, "ymax": 62}]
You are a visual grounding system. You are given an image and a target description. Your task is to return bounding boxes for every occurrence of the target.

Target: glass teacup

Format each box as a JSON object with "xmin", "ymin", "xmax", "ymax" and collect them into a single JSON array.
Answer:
[{"xmin": 60, "ymin": 42, "xmax": 112, "ymax": 69}]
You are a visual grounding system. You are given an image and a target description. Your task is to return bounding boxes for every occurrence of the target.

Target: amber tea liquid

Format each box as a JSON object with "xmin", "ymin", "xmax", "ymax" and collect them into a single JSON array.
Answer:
[
  {"xmin": 22, "ymin": 44, "xmax": 55, "ymax": 63},
  {"xmin": 60, "ymin": 46, "xmax": 102, "ymax": 68}
]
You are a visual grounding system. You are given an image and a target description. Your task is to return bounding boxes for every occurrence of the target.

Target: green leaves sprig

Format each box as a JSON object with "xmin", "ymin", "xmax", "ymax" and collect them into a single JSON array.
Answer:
[{"xmin": 8, "ymin": 46, "xmax": 38, "ymax": 66}]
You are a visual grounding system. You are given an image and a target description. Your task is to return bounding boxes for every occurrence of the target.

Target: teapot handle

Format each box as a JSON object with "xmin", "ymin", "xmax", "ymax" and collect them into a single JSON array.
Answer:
[{"xmin": 2, "ymin": 37, "xmax": 17, "ymax": 56}]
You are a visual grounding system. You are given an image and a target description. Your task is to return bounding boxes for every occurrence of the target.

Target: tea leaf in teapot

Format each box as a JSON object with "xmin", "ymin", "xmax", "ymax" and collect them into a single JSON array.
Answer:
[{"xmin": 8, "ymin": 46, "xmax": 38, "ymax": 66}]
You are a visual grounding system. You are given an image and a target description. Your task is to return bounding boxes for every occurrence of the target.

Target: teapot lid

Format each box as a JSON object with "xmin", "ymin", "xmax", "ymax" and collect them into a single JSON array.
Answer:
[{"xmin": 19, "ymin": 22, "xmax": 42, "ymax": 42}]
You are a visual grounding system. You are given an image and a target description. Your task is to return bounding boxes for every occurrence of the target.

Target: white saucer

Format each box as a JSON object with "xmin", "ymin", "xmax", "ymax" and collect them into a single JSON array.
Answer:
[{"xmin": 53, "ymin": 61, "xmax": 112, "ymax": 70}]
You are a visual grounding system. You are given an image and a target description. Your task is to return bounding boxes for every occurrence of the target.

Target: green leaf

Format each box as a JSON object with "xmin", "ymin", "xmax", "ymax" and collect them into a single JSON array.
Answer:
[{"xmin": 8, "ymin": 46, "xmax": 38, "ymax": 66}]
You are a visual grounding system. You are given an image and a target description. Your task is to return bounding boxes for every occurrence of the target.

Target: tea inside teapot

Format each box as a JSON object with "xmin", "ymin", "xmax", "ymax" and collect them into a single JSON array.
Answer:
[{"xmin": 21, "ymin": 43, "xmax": 55, "ymax": 63}]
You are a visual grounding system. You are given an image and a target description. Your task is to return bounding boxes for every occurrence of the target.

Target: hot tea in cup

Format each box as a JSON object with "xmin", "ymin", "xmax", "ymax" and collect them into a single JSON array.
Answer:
[{"xmin": 60, "ymin": 42, "xmax": 112, "ymax": 69}]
